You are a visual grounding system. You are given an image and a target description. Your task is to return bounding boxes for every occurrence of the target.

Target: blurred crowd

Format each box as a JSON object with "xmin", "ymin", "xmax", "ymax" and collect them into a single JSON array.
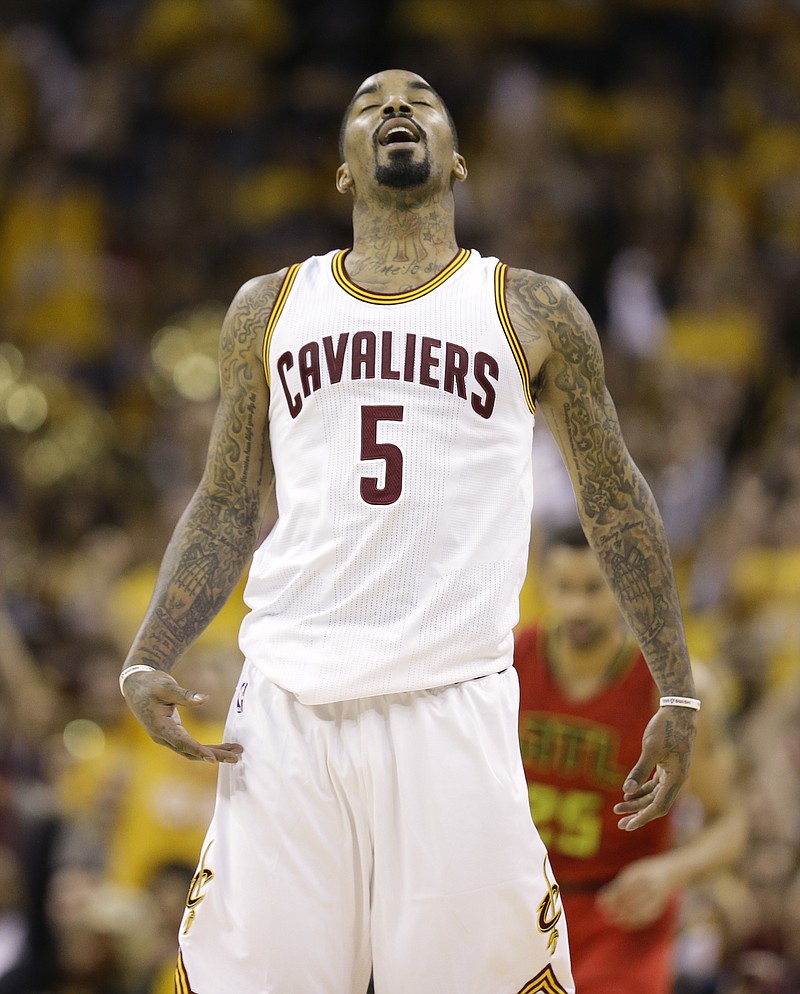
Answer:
[{"xmin": 1, "ymin": 0, "xmax": 799, "ymax": 992}]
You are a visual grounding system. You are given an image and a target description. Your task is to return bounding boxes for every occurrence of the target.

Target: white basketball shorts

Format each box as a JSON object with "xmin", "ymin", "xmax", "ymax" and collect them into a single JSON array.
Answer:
[{"xmin": 175, "ymin": 660, "xmax": 574, "ymax": 994}]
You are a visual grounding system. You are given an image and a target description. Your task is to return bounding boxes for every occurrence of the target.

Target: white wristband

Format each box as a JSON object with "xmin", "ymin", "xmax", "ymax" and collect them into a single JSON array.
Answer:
[
  {"xmin": 659, "ymin": 696, "xmax": 701, "ymax": 711},
  {"xmin": 119, "ymin": 664, "xmax": 157, "ymax": 695}
]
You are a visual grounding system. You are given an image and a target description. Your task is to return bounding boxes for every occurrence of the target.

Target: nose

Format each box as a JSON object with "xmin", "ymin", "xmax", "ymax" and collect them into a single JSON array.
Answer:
[
  {"xmin": 381, "ymin": 96, "xmax": 412, "ymax": 117},
  {"xmin": 562, "ymin": 591, "xmax": 590, "ymax": 619}
]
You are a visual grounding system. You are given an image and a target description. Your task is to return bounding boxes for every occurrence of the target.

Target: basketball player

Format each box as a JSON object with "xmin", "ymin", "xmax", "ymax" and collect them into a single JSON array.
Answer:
[
  {"xmin": 119, "ymin": 69, "xmax": 699, "ymax": 994},
  {"xmin": 515, "ymin": 525, "xmax": 746, "ymax": 994}
]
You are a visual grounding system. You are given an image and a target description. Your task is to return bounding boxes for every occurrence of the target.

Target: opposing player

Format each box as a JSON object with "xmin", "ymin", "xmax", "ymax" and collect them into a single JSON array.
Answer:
[
  {"xmin": 119, "ymin": 69, "xmax": 698, "ymax": 994},
  {"xmin": 516, "ymin": 524, "xmax": 746, "ymax": 994}
]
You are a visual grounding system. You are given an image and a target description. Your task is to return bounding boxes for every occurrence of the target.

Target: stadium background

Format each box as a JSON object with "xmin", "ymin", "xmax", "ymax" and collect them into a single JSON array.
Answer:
[{"xmin": 0, "ymin": 1, "xmax": 799, "ymax": 991}]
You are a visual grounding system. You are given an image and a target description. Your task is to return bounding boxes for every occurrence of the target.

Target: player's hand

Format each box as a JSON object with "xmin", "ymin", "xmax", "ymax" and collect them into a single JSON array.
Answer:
[
  {"xmin": 614, "ymin": 706, "xmax": 696, "ymax": 830},
  {"xmin": 596, "ymin": 857, "xmax": 674, "ymax": 928},
  {"xmin": 121, "ymin": 668, "xmax": 243, "ymax": 764}
]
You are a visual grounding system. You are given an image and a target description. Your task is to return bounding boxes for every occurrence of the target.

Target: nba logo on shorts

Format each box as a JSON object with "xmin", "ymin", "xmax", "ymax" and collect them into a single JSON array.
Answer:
[{"xmin": 236, "ymin": 681, "xmax": 249, "ymax": 713}]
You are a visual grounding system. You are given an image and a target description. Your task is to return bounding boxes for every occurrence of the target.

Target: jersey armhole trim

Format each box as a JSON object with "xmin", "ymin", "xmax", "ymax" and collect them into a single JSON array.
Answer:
[
  {"xmin": 495, "ymin": 262, "xmax": 536, "ymax": 416},
  {"xmin": 262, "ymin": 262, "xmax": 302, "ymax": 387}
]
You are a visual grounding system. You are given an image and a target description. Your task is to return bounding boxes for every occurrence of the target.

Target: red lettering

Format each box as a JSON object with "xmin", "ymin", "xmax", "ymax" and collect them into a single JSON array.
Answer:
[
  {"xmin": 323, "ymin": 333, "xmax": 349, "ymax": 384},
  {"xmin": 403, "ymin": 334, "xmax": 416, "ymax": 382},
  {"xmin": 352, "ymin": 331, "xmax": 376, "ymax": 380},
  {"xmin": 281, "ymin": 336, "xmax": 498, "ymax": 423},
  {"xmin": 360, "ymin": 405, "xmax": 404, "ymax": 505},
  {"xmin": 471, "ymin": 352, "xmax": 498, "ymax": 419},
  {"xmin": 298, "ymin": 341, "xmax": 321, "ymax": 397},
  {"xmin": 380, "ymin": 331, "xmax": 400, "ymax": 380},
  {"xmin": 420, "ymin": 336, "xmax": 441, "ymax": 388},
  {"xmin": 277, "ymin": 351, "xmax": 302, "ymax": 419},
  {"xmin": 443, "ymin": 342, "xmax": 468, "ymax": 398}
]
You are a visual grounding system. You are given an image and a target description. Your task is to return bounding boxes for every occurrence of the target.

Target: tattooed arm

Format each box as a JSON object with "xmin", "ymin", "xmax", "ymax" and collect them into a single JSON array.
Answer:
[
  {"xmin": 506, "ymin": 267, "xmax": 697, "ymax": 828},
  {"xmin": 120, "ymin": 271, "xmax": 286, "ymax": 763}
]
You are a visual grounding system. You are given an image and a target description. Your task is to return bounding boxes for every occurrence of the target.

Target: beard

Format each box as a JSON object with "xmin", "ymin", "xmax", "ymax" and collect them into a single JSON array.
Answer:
[{"xmin": 375, "ymin": 148, "xmax": 431, "ymax": 189}]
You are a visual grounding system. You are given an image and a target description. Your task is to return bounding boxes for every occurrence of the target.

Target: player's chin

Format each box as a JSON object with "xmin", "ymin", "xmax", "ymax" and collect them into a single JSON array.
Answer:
[{"xmin": 375, "ymin": 151, "xmax": 431, "ymax": 190}]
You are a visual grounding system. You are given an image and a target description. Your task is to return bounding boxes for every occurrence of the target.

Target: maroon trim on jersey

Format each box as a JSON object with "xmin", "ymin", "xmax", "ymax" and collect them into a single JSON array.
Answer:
[
  {"xmin": 516, "ymin": 963, "xmax": 571, "ymax": 994},
  {"xmin": 331, "ymin": 247, "xmax": 471, "ymax": 303}
]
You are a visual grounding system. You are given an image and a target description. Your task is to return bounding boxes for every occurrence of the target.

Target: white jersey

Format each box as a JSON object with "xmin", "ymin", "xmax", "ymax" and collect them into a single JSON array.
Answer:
[{"xmin": 238, "ymin": 248, "xmax": 536, "ymax": 704}]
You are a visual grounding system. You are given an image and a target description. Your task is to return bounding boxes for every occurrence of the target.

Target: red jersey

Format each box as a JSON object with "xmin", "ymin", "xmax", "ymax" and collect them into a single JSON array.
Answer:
[{"xmin": 514, "ymin": 625, "xmax": 672, "ymax": 889}]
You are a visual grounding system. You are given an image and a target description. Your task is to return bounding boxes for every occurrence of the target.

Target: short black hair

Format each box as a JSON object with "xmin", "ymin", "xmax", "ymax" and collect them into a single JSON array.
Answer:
[
  {"xmin": 338, "ymin": 76, "xmax": 459, "ymax": 162},
  {"xmin": 542, "ymin": 523, "xmax": 589, "ymax": 552}
]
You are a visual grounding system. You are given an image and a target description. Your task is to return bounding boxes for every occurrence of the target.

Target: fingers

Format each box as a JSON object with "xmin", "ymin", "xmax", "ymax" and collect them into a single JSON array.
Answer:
[
  {"xmin": 144, "ymin": 675, "xmax": 207, "ymax": 709},
  {"xmin": 619, "ymin": 778, "xmax": 657, "ymax": 802},
  {"xmin": 614, "ymin": 775, "xmax": 676, "ymax": 830},
  {"xmin": 180, "ymin": 688, "xmax": 210, "ymax": 707},
  {"xmin": 150, "ymin": 717, "xmax": 244, "ymax": 764},
  {"xmin": 622, "ymin": 753, "xmax": 658, "ymax": 796},
  {"xmin": 616, "ymin": 804, "xmax": 660, "ymax": 832},
  {"xmin": 597, "ymin": 886, "xmax": 663, "ymax": 929},
  {"xmin": 617, "ymin": 707, "xmax": 694, "ymax": 830},
  {"xmin": 207, "ymin": 743, "xmax": 245, "ymax": 763},
  {"xmin": 122, "ymin": 669, "xmax": 243, "ymax": 764},
  {"xmin": 598, "ymin": 859, "xmax": 674, "ymax": 924},
  {"xmin": 622, "ymin": 708, "xmax": 671, "ymax": 795}
]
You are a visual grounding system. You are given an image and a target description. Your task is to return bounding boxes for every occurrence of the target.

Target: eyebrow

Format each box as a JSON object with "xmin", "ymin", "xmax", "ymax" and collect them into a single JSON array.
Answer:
[
  {"xmin": 352, "ymin": 80, "xmax": 437, "ymax": 102},
  {"xmin": 352, "ymin": 82, "xmax": 379, "ymax": 101}
]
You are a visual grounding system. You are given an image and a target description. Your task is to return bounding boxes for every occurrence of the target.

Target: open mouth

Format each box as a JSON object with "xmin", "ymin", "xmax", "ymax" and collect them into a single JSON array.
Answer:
[{"xmin": 378, "ymin": 120, "xmax": 421, "ymax": 146}]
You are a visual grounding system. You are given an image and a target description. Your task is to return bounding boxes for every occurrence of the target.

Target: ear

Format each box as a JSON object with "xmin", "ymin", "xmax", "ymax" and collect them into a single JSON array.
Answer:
[
  {"xmin": 336, "ymin": 164, "xmax": 353, "ymax": 194},
  {"xmin": 452, "ymin": 153, "xmax": 468, "ymax": 183}
]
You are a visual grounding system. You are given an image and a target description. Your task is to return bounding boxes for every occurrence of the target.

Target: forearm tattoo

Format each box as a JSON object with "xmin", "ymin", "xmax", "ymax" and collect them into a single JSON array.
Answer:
[
  {"xmin": 507, "ymin": 270, "xmax": 694, "ymax": 696},
  {"xmin": 131, "ymin": 275, "xmax": 281, "ymax": 671}
]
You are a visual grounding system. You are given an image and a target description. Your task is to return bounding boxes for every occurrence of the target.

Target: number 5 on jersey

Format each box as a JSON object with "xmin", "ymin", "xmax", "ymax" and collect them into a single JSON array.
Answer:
[{"xmin": 360, "ymin": 405, "xmax": 404, "ymax": 505}]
